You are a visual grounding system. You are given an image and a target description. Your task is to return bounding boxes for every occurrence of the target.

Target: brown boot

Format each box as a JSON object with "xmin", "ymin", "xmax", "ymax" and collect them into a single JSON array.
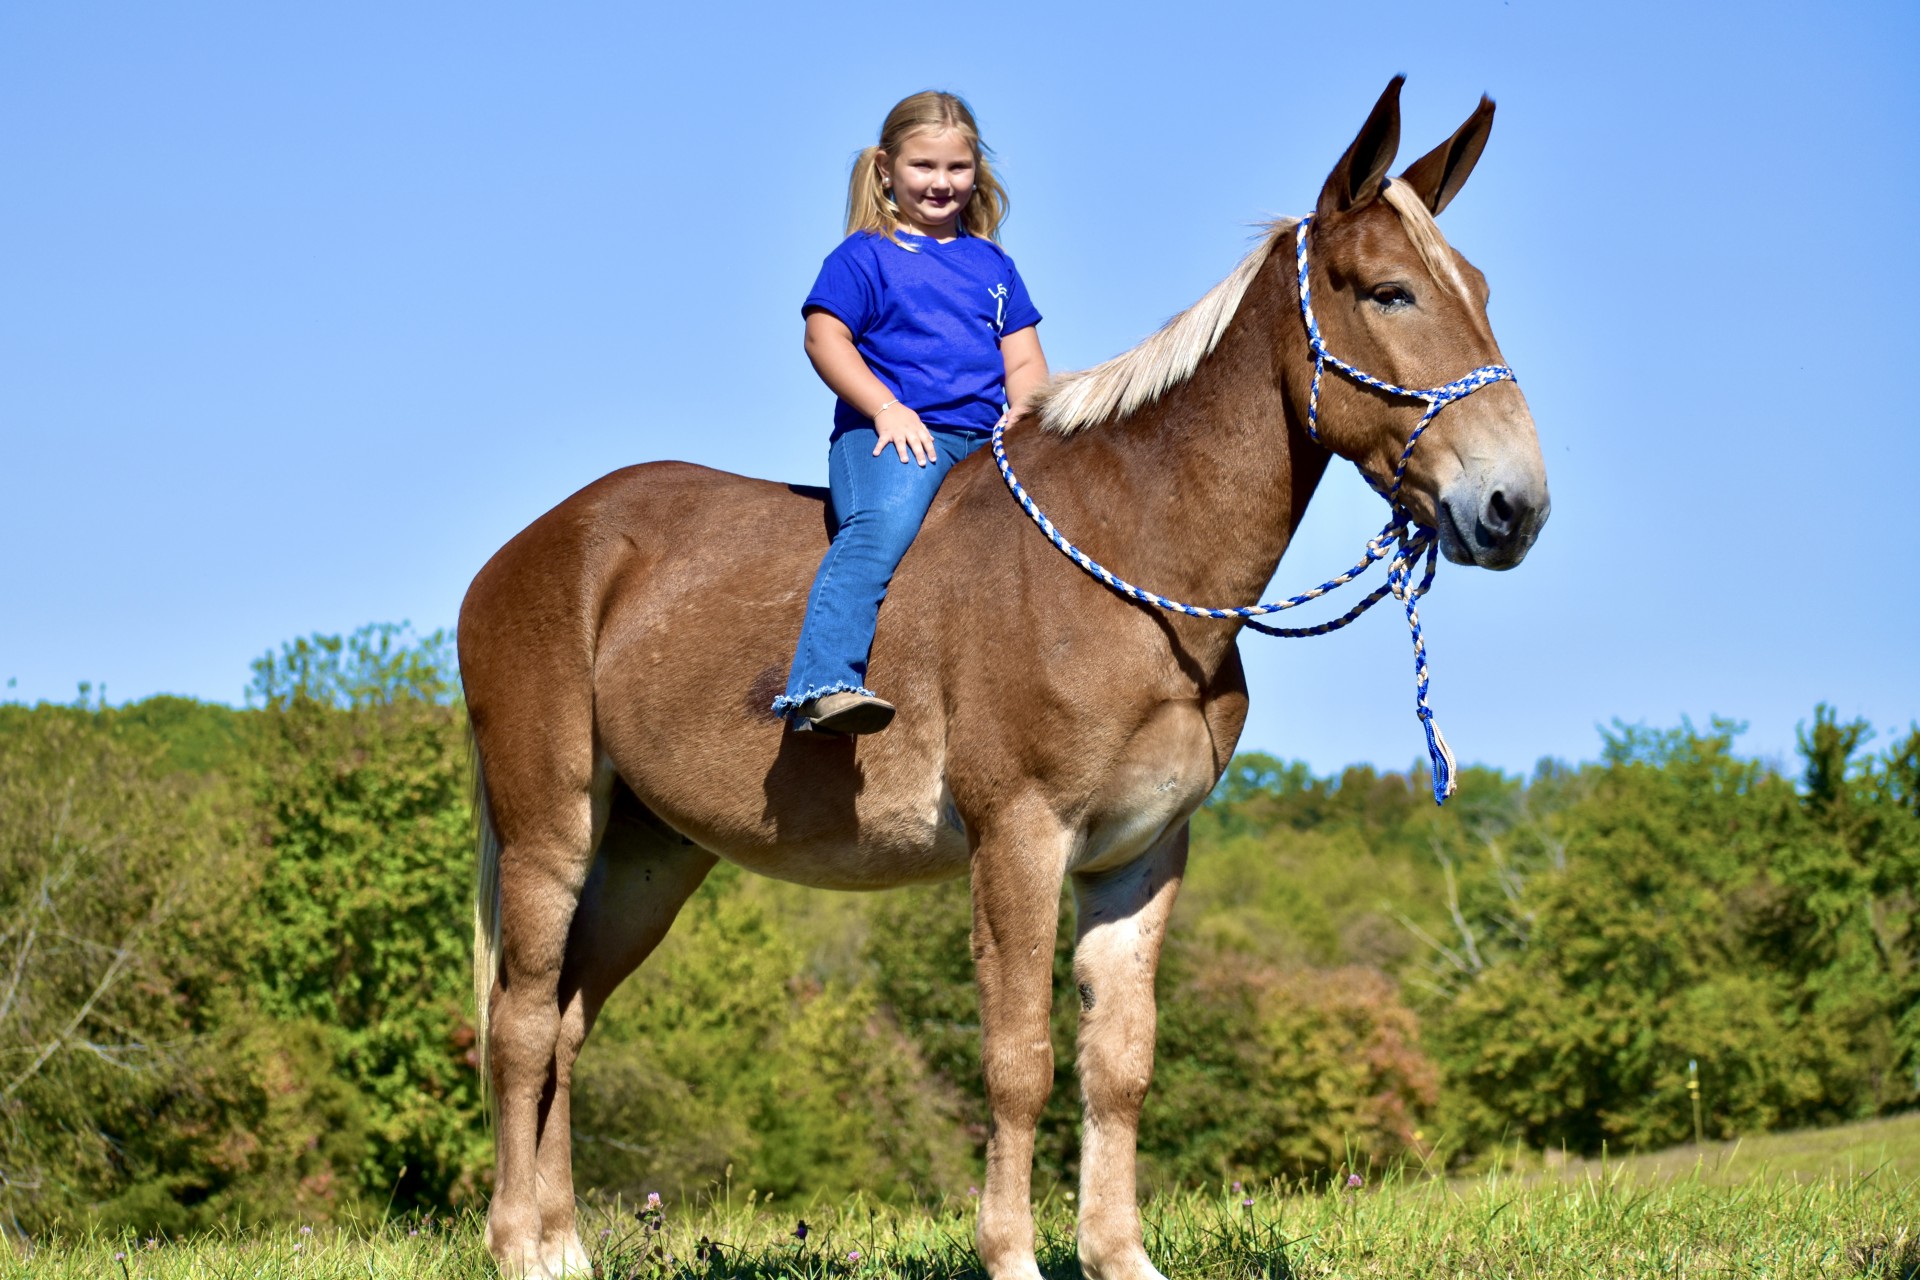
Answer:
[{"xmin": 799, "ymin": 691, "xmax": 895, "ymax": 735}]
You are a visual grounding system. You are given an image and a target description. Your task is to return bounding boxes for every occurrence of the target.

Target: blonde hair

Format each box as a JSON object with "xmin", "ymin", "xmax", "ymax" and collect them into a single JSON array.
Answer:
[
  {"xmin": 1037, "ymin": 225, "xmax": 1288, "ymax": 435},
  {"xmin": 846, "ymin": 91, "xmax": 1009, "ymax": 247}
]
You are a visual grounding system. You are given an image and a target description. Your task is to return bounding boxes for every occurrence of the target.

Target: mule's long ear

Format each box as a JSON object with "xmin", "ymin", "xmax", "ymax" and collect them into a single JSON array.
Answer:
[
  {"xmin": 1398, "ymin": 95, "xmax": 1494, "ymax": 216},
  {"xmin": 1316, "ymin": 75, "xmax": 1404, "ymax": 221}
]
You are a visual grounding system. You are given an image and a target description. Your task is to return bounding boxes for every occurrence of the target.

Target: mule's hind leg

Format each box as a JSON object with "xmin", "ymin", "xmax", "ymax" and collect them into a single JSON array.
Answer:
[
  {"xmin": 1070, "ymin": 826, "xmax": 1187, "ymax": 1280},
  {"xmin": 480, "ymin": 740, "xmax": 604, "ymax": 1280},
  {"xmin": 533, "ymin": 791, "xmax": 714, "ymax": 1275}
]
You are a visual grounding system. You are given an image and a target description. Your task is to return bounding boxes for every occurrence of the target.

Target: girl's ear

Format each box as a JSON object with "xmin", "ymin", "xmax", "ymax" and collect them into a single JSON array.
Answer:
[
  {"xmin": 874, "ymin": 149, "xmax": 892, "ymax": 188},
  {"xmin": 1316, "ymin": 75, "xmax": 1404, "ymax": 221},
  {"xmin": 1398, "ymin": 96, "xmax": 1494, "ymax": 216}
]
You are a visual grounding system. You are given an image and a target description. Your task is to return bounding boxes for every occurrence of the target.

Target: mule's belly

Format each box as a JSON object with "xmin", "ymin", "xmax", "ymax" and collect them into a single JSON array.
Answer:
[
  {"xmin": 697, "ymin": 776, "xmax": 975, "ymax": 891},
  {"xmin": 613, "ymin": 728, "xmax": 975, "ymax": 892},
  {"xmin": 617, "ymin": 695, "xmax": 1222, "ymax": 889}
]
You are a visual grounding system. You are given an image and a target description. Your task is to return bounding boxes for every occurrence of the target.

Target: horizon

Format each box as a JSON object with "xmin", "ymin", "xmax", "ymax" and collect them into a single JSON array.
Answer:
[
  {"xmin": 4, "ymin": 0, "xmax": 1914, "ymax": 778},
  {"xmin": 10, "ymin": 624, "xmax": 1890, "ymax": 790}
]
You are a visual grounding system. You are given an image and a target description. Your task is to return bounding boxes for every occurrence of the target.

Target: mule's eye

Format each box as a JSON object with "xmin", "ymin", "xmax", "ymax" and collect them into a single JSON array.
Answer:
[{"xmin": 1370, "ymin": 283, "xmax": 1414, "ymax": 310}]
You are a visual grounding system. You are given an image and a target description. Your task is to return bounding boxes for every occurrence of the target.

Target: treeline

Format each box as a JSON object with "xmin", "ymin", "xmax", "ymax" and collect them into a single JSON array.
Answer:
[{"xmin": 0, "ymin": 625, "xmax": 1915, "ymax": 1237}]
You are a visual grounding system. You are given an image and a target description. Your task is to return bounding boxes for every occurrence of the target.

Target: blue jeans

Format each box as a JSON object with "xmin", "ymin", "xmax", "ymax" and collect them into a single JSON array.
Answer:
[{"xmin": 775, "ymin": 426, "xmax": 987, "ymax": 718}]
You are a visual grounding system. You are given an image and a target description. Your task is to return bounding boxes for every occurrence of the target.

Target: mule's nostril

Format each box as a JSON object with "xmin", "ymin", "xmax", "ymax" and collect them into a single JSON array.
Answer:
[{"xmin": 1487, "ymin": 489, "xmax": 1515, "ymax": 531}]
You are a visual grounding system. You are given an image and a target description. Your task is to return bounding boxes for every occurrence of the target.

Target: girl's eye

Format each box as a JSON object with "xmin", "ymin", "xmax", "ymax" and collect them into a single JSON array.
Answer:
[{"xmin": 1370, "ymin": 284, "xmax": 1414, "ymax": 310}]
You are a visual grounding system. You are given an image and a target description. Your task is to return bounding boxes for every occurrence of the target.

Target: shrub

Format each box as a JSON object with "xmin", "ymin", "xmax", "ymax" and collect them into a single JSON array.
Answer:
[
  {"xmin": 237, "ymin": 625, "xmax": 487, "ymax": 1209},
  {"xmin": 1146, "ymin": 956, "xmax": 1438, "ymax": 1185},
  {"xmin": 1426, "ymin": 717, "xmax": 1920, "ymax": 1154},
  {"xmin": 0, "ymin": 700, "xmax": 367, "ymax": 1235},
  {"xmin": 572, "ymin": 869, "xmax": 971, "ymax": 1203}
]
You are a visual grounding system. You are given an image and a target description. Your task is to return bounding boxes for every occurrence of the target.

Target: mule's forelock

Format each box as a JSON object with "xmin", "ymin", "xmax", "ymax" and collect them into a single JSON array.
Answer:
[
  {"xmin": 1378, "ymin": 178, "xmax": 1467, "ymax": 300},
  {"xmin": 1036, "ymin": 223, "xmax": 1290, "ymax": 436}
]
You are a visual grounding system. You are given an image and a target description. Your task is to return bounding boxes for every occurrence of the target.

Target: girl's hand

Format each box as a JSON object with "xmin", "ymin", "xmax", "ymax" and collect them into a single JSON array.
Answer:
[{"xmin": 873, "ymin": 402, "xmax": 936, "ymax": 466}]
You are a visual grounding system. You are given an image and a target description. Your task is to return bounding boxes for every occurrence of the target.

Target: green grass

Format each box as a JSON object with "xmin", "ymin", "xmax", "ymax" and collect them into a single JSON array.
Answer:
[
  {"xmin": 1514, "ymin": 1110, "xmax": 1920, "ymax": 1186},
  {"xmin": 12, "ymin": 1118, "xmax": 1920, "ymax": 1279}
]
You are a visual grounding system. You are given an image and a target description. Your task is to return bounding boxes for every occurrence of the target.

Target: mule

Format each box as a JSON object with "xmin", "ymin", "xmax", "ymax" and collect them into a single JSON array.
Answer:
[{"xmin": 461, "ymin": 76, "xmax": 1549, "ymax": 1280}]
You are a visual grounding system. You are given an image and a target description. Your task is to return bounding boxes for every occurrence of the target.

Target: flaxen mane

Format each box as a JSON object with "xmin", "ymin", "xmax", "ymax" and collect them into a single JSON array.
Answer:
[
  {"xmin": 1034, "ymin": 222, "xmax": 1289, "ymax": 437},
  {"xmin": 1035, "ymin": 179, "xmax": 1462, "ymax": 436}
]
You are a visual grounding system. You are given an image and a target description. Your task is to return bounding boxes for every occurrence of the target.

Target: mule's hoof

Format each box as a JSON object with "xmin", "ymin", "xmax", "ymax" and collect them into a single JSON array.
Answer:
[
  {"xmin": 541, "ymin": 1231, "xmax": 592, "ymax": 1276},
  {"xmin": 488, "ymin": 1243, "xmax": 553, "ymax": 1280},
  {"xmin": 1081, "ymin": 1253, "xmax": 1171, "ymax": 1280},
  {"xmin": 977, "ymin": 1251, "xmax": 1046, "ymax": 1280},
  {"xmin": 798, "ymin": 692, "xmax": 895, "ymax": 736}
]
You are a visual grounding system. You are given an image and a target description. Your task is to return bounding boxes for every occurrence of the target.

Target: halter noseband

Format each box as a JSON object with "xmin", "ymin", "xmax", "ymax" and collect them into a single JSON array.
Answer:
[
  {"xmin": 990, "ymin": 214, "xmax": 1516, "ymax": 804},
  {"xmin": 1295, "ymin": 215, "xmax": 1516, "ymax": 502}
]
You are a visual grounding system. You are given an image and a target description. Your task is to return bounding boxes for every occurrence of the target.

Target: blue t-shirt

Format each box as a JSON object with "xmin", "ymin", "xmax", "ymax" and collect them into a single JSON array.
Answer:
[{"xmin": 803, "ymin": 231, "xmax": 1042, "ymax": 437}]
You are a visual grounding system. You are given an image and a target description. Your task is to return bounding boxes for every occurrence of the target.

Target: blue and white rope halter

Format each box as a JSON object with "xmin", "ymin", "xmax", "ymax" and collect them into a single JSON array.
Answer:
[{"xmin": 990, "ymin": 214, "xmax": 1517, "ymax": 804}]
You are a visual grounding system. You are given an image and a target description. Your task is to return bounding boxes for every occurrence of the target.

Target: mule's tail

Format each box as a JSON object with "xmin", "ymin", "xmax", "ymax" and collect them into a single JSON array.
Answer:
[{"xmin": 470, "ymin": 729, "xmax": 502, "ymax": 1127}]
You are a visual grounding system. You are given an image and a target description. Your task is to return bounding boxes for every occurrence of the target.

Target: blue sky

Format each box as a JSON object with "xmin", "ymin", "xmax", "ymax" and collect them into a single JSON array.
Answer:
[{"xmin": 3, "ymin": 1, "xmax": 1914, "ymax": 777}]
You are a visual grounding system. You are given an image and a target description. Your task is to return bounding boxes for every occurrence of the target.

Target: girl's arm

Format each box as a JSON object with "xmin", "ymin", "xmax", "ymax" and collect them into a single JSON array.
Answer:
[
  {"xmin": 803, "ymin": 309, "xmax": 938, "ymax": 466},
  {"xmin": 1001, "ymin": 326, "xmax": 1050, "ymax": 422}
]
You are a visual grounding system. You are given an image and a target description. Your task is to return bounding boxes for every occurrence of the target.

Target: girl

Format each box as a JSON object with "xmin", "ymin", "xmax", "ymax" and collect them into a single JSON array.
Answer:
[{"xmin": 774, "ymin": 91, "xmax": 1049, "ymax": 736}]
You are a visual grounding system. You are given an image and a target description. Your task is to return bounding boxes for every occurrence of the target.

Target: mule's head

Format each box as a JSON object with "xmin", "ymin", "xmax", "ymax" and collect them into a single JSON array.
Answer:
[{"xmin": 1295, "ymin": 77, "xmax": 1549, "ymax": 569}]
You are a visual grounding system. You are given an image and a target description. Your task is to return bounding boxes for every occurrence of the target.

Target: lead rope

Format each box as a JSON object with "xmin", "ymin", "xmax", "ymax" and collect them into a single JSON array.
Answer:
[{"xmin": 991, "ymin": 215, "xmax": 1516, "ymax": 804}]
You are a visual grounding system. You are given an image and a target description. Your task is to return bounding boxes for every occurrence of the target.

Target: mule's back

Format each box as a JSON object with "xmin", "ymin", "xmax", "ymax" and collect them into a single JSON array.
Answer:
[{"xmin": 459, "ymin": 459, "xmax": 979, "ymax": 890}]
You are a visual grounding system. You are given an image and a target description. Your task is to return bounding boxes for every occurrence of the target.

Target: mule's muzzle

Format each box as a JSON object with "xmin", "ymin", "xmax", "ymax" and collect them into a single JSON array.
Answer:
[{"xmin": 1438, "ymin": 477, "xmax": 1550, "ymax": 570}]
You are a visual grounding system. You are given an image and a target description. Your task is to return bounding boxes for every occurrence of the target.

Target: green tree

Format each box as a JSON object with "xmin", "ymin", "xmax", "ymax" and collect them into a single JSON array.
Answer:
[
  {"xmin": 1427, "ymin": 717, "xmax": 1913, "ymax": 1154},
  {"xmin": 0, "ymin": 701, "xmax": 368, "ymax": 1235},
  {"xmin": 237, "ymin": 624, "xmax": 487, "ymax": 1209}
]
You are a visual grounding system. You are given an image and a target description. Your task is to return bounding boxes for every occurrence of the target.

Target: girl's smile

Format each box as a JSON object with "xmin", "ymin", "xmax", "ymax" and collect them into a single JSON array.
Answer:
[{"xmin": 878, "ymin": 128, "xmax": 975, "ymax": 240}]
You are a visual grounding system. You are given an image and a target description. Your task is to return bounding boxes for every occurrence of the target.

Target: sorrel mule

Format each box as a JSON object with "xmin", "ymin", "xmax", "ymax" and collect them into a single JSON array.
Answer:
[{"xmin": 462, "ymin": 77, "xmax": 1549, "ymax": 1280}]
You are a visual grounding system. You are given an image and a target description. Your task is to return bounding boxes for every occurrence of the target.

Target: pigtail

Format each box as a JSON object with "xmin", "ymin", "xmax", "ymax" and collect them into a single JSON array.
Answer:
[
  {"xmin": 964, "ymin": 150, "xmax": 1009, "ymax": 241},
  {"xmin": 844, "ymin": 144, "xmax": 899, "ymax": 241}
]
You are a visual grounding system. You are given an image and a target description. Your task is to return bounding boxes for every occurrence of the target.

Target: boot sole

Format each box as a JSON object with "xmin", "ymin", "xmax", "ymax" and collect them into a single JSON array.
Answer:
[{"xmin": 809, "ymin": 701, "xmax": 896, "ymax": 735}]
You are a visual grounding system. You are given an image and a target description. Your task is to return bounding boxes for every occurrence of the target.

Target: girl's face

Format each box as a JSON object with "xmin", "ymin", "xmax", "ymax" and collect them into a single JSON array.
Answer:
[{"xmin": 878, "ymin": 128, "xmax": 975, "ymax": 238}]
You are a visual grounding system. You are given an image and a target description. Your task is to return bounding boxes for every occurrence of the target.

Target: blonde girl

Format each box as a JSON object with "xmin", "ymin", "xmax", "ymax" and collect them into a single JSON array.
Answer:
[{"xmin": 773, "ymin": 91, "xmax": 1049, "ymax": 735}]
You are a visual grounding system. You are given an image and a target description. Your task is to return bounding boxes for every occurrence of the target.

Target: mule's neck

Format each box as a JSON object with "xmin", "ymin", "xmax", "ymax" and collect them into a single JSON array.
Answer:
[{"xmin": 1010, "ymin": 243, "xmax": 1331, "ymax": 674}]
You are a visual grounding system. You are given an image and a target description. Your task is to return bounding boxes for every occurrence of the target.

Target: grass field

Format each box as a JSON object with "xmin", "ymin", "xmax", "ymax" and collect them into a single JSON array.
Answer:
[{"xmin": 12, "ymin": 1115, "xmax": 1920, "ymax": 1279}]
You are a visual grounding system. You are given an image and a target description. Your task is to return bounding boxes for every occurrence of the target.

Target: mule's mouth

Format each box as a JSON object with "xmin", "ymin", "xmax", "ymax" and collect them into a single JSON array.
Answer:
[
  {"xmin": 1436, "ymin": 500, "xmax": 1477, "ymax": 567},
  {"xmin": 1437, "ymin": 489, "xmax": 1547, "ymax": 570}
]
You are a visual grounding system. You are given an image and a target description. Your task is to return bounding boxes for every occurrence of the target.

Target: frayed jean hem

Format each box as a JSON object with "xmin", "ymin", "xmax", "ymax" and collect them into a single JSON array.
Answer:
[{"xmin": 770, "ymin": 680, "xmax": 877, "ymax": 720}]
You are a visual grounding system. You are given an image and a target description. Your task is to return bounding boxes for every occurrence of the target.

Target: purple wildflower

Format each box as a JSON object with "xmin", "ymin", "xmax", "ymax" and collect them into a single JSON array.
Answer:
[
  {"xmin": 1231, "ymin": 1180, "xmax": 1242, "ymax": 1193},
  {"xmin": 848, "ymin": 1249, "xmax": 861, "ymax": 1263},
  {"xmin": 1347, "ymin": 1173, "xmax": 1364, "ymax": 1188},
  {"xmin": 1242, "ymin": 1197, "xmax": 1254, "ymax": 1208},
  {"xmin": 793, "ymin": 1220, "xmax": 811, "ymax": 1242},
  {"xmin": 646, "ymin": 1191, "xmax": 662, "ymax": 1209}
]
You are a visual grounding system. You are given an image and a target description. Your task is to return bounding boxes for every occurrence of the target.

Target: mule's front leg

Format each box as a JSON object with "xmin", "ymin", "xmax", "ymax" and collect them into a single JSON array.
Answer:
[
  {"xmin": 971, "ymin": 810, "xmax": 1070, "ymax": 1280},
  {"xmin": 1072, "ymin": 826, "xmax": 1187, "ymax": 1280}
]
